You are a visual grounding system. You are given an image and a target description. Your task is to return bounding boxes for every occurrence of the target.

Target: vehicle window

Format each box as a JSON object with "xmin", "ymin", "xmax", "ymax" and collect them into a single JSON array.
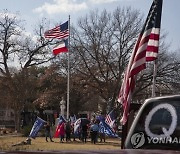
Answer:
[{"xmin": 125, "ymin": 100, "xmax": 180, "ymax": 150}]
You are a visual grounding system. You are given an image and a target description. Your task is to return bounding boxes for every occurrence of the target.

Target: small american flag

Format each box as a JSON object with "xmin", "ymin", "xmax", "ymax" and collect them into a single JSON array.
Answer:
[
  {"xmin": 118, "ymin": 0, "xmax": 163, "ymax": 125},
  {"xmin": 105, "ymin": 110, "xmax": 115, "ymax": 129},
  {"xmin": 44, "ymin": 21, "xmax": 69, "ymax": 40}
]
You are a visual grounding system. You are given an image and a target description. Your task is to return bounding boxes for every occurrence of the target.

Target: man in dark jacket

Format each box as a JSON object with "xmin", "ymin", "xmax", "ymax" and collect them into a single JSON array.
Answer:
[
  {"xmin": 44, "ymin": 121, "xmax": 54, "ymax": 142},
  {"xmin": 65, "ymin": 121, "xmax": 71, "ymax": 142},
  {"xmin": 81, "ymin": 124, "xmax": 88, "ymax": 143}
]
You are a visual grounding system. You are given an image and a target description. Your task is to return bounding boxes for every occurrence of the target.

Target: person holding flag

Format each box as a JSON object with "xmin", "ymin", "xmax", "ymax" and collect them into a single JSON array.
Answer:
[
  {"xmin": 73, "ymin": 118, "xmax": 81, "ymax": 140},
  {"xmin": 90, "ymin": 120, "xmax": 99, "ymax": 144},
  {"xmin": 59, "ymin": 122, "xmax": 65, "ymax": 143},
  {"xmin": 54, "ymin": 115, "xmax": 66, "ymax": 143},
  {"xmin": 65, "ymin": 121, "xmax": 72, "ymax": 142},
  {"xmin": 44, "ymin": 121, "xmax": 54, "ymax": 142}
]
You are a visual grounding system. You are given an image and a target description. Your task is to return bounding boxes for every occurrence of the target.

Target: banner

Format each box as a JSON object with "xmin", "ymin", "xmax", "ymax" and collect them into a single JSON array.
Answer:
[
  {"xmin": 29, "ymin": 117, "xmax": 46, "ymax": 139},
  {"xmin": 54, "ymin": 115, "xmax": 66, "ymax": 138},
  {"xmin": 99, "ymin": 121, "xmax": 118, "ymax": 138},
  {"xmin": 74, "ymin": 118, "xmax": 81, "ymax": 135}
]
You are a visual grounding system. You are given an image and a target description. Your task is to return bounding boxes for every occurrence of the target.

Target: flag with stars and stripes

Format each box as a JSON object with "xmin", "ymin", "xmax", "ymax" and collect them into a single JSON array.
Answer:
[
  {"xmin": 118, "ymin": 0, "xmax": 163, "ymax": 125},
  {"xmin": 105, "ymin": 109, "xmax": 115, "ymax": 129},
  {"xmin": 44, "ymin": 21, "xmax": 69, "ymax": 40}
]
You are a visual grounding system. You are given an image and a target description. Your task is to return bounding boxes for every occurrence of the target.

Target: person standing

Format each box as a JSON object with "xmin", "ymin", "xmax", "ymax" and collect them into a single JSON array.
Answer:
[
  {"xmin": 90, "ymin": 120, "xmax": 99, "ymax": 144},
  {"xmin": 81, "ymin": 124, "xmax": 88, "ymax": 143},
  {"xmin": 44, "ymin": 121, "xmax": 54, "ymax": 142},
  {"xmin": 65, "ymin": 121, "xmax": 71, "ymax": 142},
  {"xmin": 59, "ymin": 122, "xmax": 65, "ymax": 143}
]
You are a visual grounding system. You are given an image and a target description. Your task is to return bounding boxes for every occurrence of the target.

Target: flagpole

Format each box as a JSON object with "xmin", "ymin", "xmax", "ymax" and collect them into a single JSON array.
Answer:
[
  {"xmin": 67, "ymin": 15, "xmax": 70, "ymax": 120},
  {"xmin": 152, "ymin": 60, "xmax": 157, "ymax": 97}
]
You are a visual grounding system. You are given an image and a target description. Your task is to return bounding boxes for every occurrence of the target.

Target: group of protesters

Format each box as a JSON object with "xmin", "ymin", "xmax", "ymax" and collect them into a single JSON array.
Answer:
[
  {"xmin": 28, "ymin": 110, "xmax": 118, "ymax": 143},
  {"xmin": 44, "ymin": 118, "xmax": 106, "ymax": 144}
]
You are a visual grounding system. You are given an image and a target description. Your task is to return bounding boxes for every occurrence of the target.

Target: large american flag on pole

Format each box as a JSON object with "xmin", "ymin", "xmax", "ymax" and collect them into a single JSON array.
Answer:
[
  {"xmin": 44, "ymin": 21, "xmax": 69, "ymax": 40},
  {"xmin": 118, "ymin": 0, "xmax": 163, "ymax": 125}
]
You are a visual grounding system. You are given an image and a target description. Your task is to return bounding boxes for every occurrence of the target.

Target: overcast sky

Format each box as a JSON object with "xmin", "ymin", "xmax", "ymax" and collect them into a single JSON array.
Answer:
[{"xmin": 1, "ymin": 0, "xmax": 179, "ymax": 51}]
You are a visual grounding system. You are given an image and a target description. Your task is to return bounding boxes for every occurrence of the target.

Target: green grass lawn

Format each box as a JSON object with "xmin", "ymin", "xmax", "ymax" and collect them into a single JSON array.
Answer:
[{"xmin": 0, "ymin": 136, "xmax": 121, "ymax": 152}]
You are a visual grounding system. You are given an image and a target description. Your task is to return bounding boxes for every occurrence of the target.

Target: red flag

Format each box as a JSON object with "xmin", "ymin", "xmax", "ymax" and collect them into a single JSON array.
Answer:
[
  {"xmin": 53, "ymin": 39, "xmax": 68, "ymax": 55},
  {"xmin": 54, "ymin": 124, "xmax": 61, "ymax": 138},
  {"xmin": 118, "ymin": 0, "xmax": 163, "ymax": 125},
  {"xmin": 54, "ymin": 116, "xmax": 66, "ymax": 138}
]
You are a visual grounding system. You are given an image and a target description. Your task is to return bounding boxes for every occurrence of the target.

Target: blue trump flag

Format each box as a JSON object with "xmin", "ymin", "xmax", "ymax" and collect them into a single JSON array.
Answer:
[
  {"xmin": 99, "ymin": 121, "xmax": 118, "ymax": 138},
  {"xmin": 29, "ymin": 117, "xmax": 46, "ymax": 139}
]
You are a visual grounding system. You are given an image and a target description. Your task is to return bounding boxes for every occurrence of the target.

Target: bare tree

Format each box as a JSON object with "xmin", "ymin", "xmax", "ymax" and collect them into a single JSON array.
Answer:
[
  {"xmin": 0, "ymin": 10, "xmax": 55, "ymax": 131},
  {"xmin": 69, "ymin": 7, "xmax": 180, "ymax": 114},
  {"xmin": 70, "ymin": 7, "xmax": 143, "ymax": 112},
  {"xmin": 134, "ymin": 49, "xmax": 180, "ymax": 102}
]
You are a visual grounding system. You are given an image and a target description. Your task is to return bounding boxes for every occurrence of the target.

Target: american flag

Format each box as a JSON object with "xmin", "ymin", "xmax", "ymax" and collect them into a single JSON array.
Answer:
[
  {"xmin": 118, "ymin": 0, "xmax": 163, "ymax": 125},
  {"xmin": 105, "ymin": 110, "xmax": 115, "ymax": 129},
  {"xmin": 44, "ymin": 21, "xmax": 69, "ymax": 40}
]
